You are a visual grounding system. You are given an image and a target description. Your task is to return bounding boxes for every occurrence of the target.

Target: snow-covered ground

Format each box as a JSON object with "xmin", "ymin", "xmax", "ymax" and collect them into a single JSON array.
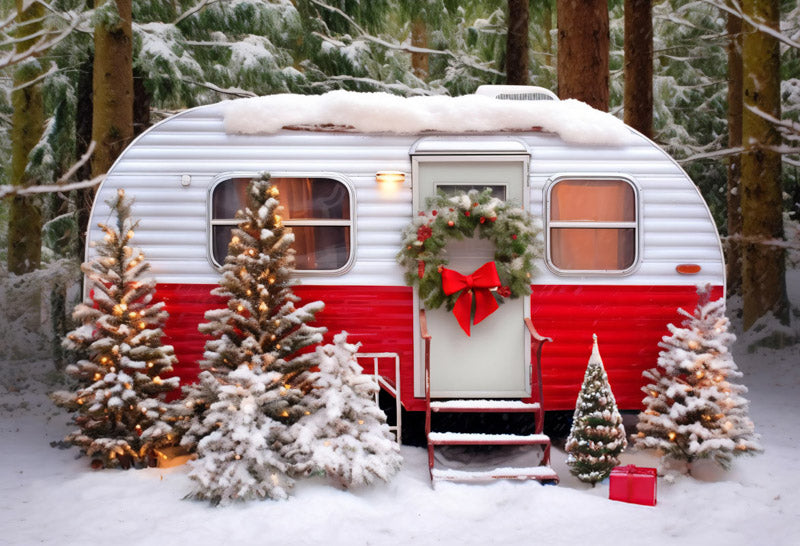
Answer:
[{"xmin": 2, "ymin": 272, "xmax": 799, "ymax": 546}]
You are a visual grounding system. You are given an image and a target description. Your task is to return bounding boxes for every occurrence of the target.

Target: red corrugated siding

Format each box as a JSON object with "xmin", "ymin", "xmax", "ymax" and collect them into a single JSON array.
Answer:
[
  {"xmin": 155, "ymin": 283, "xmax": 414, "ymax": 395},
  {"xmin": 156, "ymin": 282, "xmax": 722, "ymax": 413},
  {"xmin": 531, "ymin": 284, "xmax": 724, "ymax": 410}
]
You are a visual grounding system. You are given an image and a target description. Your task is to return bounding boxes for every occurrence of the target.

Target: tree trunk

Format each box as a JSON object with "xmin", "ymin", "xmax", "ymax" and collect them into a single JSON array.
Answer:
[
  {"xmin": 7, "ymin": 0, "xmax": 45, "ymax": 274},
  {"xmin": 726, "ymin": 9, "xmax": 743, "ymax": 295},
  {"xmin": 543, "ymin": 0, "xmax": 554, "ymax": 68},
  {"xmin": 623, "ymin": 0, "xmax": 652, "ymax": 138},
  {"xmin": 557, "ymin": 0, "xmax": 609, "ymax": 110},
  {"xmin": 506, "ymin": 0, "xmax": 530, "ymax": 85},
  {"xmin": 740, "ymin": 0, "xmax": 789, "ymax": 329},
  {"xmin": 410, "ymin": 17, "xmax": 429, "ymax": 81},
  {"xmin": 91, "ymin": 0, "xmax": 134, "ymax": 179}
]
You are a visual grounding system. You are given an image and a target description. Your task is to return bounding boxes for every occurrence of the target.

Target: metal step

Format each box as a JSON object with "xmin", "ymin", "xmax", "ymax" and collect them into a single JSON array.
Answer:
[
  {"xmin": 430, "ymin": 400, "xmax": 541, "ymax": 413},
  {"xmin": 428, "ymin": 432, "xmax": 551, "ymax": 446},
  {"xmin": 432, "ymin": 465, "xmax": 559, "ymax": 483}
]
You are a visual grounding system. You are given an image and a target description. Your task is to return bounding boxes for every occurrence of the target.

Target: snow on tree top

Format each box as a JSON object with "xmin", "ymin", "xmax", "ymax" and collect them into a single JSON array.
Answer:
[{"xmin": 222, "ymin": 90, "xmax": 636, "ymax": 146}]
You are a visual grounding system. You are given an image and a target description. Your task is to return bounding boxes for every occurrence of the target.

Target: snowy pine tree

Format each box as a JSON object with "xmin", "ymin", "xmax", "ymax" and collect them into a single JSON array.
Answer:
[
  {"xmin": 182, "ymin": 173, "xmax": 325, "ymax": 504},
  {"xmin": 636, "ymin": 286, "xmax": 761, "ymax": 469},
  {"xmin": 282, "ymin": 332, "xmax": 402, "ymax": 488},
  {"xmin": 565, "ymin": 334, "xmax": 627, "ymax": 485},
  {"xmin": 52, "ymin": 189, "xmax": 179, "ymax": 469}
]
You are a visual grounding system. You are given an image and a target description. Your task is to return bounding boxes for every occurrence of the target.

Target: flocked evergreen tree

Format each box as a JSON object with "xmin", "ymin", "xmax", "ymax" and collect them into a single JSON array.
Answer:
[
  {"xmin": 282, "ymin": 332, "xmax": 402, "ymax": 489},
  {"xmin": 565, "ymin": 334, "xmax": 627, "ymax": 485},
  {"xmin": 51, "ymin": 189, "xmax": 179, "ymax": 468},
  {"xmin": 181, "ymin": 173, "xmax": 325, "ymax": 504},
  {"xmin": 636, "ymin": 286, "xmax": 762, "ymax": 470}
]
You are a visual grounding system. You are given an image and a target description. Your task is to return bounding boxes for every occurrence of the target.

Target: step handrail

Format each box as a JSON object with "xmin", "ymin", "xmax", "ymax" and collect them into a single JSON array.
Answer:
[
  {"xmin": 420, "ymin": 309, "xmax": 433, "ymax": 480},
  {"xmin": 524, "ymin": 317, "xmax": 552, "ymax": 435}
]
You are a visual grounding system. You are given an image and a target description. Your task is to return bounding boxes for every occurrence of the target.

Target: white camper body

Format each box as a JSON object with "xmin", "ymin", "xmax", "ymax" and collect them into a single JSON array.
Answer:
[{"xmin": 86, "ymin": 90, "xmax": 725, "ymax": 413}]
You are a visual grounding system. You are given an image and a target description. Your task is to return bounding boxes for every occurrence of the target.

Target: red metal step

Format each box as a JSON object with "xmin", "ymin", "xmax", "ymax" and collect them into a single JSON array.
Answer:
[
  {"xmin": 430, "ymin": 400, "xmax": 541, "ymax": 413},
  {"xmin": 432, "ymin": 466, "xmax": 559, "ymax": 483},
  {"xmin": 421, "ymin": 310, "xmax": 559, "ymax": 486},
  {"xmin": 428, "ymin": 432, "xmax": 551, "ymax": 446}
]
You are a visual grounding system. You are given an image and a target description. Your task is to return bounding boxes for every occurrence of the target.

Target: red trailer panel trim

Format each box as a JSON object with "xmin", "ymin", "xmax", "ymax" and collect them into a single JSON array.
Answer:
[
  {"xmin": 532, "ymin": 284, "xmax": 723, "ymax": 410},
  {"xmin": 156, "ymin": 282, "xmax": 722, "ymax": 413}
]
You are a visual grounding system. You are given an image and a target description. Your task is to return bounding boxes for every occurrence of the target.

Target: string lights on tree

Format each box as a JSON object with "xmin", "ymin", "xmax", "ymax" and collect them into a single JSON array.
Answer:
[
  {"xmin": 178, "ymin": 173, "xmax": 326, "ymax": 505},
  {"xmin": 52, "ymin": 189, "xmax": 179, "ymax": 469},
  {"xmin": 565, "ymin": 334, "xmax": 627, "ymax": 485},
  {"xmin": 636, "ymin": 285, "xmax": 762, "ymax": 471}
]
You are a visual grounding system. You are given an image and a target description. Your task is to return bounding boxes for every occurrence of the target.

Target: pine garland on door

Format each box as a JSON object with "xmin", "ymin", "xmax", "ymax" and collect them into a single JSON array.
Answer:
[
  {"xmin": 396, "ymin": 188, "xmax": 541, "ymax": 312},
  {"xmin": 52, "ymin": 189, "xmax": 179, "ymax": 469}
]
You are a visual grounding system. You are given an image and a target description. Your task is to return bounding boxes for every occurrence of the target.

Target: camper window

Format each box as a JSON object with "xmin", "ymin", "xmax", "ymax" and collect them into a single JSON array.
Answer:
[
  {"xmin": 210, "ymin": 176, "xmax": 352, "ymax": 272},
  {"xmin": 548, "ymin": 178, "xmax": 637, "ymax": 271}
]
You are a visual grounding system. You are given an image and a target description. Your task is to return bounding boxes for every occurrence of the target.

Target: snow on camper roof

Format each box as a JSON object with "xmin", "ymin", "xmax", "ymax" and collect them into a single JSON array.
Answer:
[{"xmin": 222, "ymin": 90, "xmax": 636, "ymax": 146}]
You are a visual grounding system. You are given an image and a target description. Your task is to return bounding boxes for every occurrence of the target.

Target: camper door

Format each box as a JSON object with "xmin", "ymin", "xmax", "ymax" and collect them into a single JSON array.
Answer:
[{"xmin": 412, "ymin": 154, "xmax": 531, "ymax": 398}]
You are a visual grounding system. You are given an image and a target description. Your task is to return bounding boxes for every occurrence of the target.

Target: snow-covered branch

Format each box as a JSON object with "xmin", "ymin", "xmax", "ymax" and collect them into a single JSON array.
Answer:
[
  {"xmin": 722, "ymin": 233, "xmax": 800, "ymax": 251},
  {"xmin": 309, "ymin": 74, "xmax": 435, "ymax": 96},
  {"xmin": 173, "ymin": 0, "xmax": 223, "ymax": 26},
  {"xmin": 0, "ymin": 142, "xmax": 103, "ymax": 199},
  {"xmin": 677, "ymin": 146, "xmax": 745, "ymax": 163},
  {"xmin": 308, "ymin": 0, "xmax": 503, "ymax": 78},
  {"xmin": 702, "ymin": 0, "xmax": 800, "ymax": 50},
  {"xmin": 745, "ymin": 105, "xmax": 800, "ymax": 136},
  {"xmin": 0, "ymin": 10, "xmax": 86, "ymax": 70},
  {"xmin": 181, "ymin": 79, "xmax": 257, "ymax": 98},
  {"xmin": 0, "ymin": 175, "xmax": 103, "ymax": 199}
]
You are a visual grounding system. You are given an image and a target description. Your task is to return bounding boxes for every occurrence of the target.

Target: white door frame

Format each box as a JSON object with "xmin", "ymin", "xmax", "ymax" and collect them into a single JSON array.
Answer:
[{"xmin": 411, "ymin": 153, "xmax": 532, "ymax": 399}]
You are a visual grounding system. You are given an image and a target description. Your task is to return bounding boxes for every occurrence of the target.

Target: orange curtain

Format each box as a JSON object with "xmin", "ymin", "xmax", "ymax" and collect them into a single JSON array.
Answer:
[
  {"xmin": 275, "ymin": 178, "xmax": 316, "ymax": 269},
  {"xmin": 550, "ymin": 180, "xmax": 633, "ymax": 270}
]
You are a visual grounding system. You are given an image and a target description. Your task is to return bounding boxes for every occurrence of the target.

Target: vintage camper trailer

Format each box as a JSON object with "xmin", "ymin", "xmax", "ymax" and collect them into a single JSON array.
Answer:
[{"xmin": 86, "ymin": 87, "xmax": 724, "ymax": 479}]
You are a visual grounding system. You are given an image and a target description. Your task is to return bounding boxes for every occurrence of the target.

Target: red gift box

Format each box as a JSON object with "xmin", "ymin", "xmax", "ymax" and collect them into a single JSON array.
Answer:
[{"xmin": 609, "ymin": 465, "xmax": 657, "ymax": 506}]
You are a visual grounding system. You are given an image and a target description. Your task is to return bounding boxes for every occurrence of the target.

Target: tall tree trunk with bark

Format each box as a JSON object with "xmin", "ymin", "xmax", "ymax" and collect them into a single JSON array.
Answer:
[
  {"xmin": 542, "ymin": 0, "xmax": 554, "ymax": 68},
  {"xmin": 557, "ymin": 0, "xmax": 609, "ymax": 110},
  {"xmin": 91, "ymin": 0, "xmax": 134, "ymax": 179},
  {"xmin": 7, "ymin": 0, "xmax": 45, "ymax": 274},
  {"xmin": 506, "ymin": 0, "xmax": 530, "ymax": 85},
  {"xmin": 623, "ymin": 0, "xmax": 652, "ymax": 138},
  {"xmin": 411, "ymin": 17, "xmax": 429, "ymax": 81},
  {"xmin": 726, "ymin": 9, "xmax": 743, "ymax": 295},
  {"xmin": 740, "ymin": 0, "xmax": 789, "ymax": 329}
]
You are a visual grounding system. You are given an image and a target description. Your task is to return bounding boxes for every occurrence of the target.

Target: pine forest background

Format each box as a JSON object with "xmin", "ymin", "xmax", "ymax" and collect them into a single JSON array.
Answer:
[{"xmin": 1, "ymin": 0, "xmax": 799, "ymax": 365}]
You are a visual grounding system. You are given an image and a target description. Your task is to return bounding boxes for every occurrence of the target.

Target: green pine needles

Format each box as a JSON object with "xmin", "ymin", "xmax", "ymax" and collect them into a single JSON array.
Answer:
[
  {"xmin": 397, "ymin": 188, "xmax": 541, "ymax": 311},
  {"xmin": 565, "ymin": 334, "xmax": 627, "ymax": 485}
]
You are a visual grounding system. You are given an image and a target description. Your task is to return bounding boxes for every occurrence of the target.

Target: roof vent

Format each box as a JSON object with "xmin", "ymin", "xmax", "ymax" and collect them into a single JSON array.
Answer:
[{"xmin": 475, "ymin": 85, "xmax": 559, "ymax": 101}]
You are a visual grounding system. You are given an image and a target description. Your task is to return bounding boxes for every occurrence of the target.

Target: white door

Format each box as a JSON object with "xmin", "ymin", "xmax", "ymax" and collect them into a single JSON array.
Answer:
[{"xmin": 413, "ymin": 156, "xmax": 531, "ymax": 398}]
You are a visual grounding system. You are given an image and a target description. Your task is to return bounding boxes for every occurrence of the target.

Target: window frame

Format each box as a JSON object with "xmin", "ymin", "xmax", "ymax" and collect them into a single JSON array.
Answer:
[
  {"xmin": 207, "ymin": 172, "xmax": 356, "ymax": 276},
  {"xmin": 544, "ymin": 174, "xmax": 641, "ymax": 275}
]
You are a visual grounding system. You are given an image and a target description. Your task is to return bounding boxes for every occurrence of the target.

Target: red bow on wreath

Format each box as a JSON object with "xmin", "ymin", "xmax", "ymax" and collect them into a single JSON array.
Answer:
[{"xmin": 441, "ymin": 262, "xmax": 501, "ymax": 336}]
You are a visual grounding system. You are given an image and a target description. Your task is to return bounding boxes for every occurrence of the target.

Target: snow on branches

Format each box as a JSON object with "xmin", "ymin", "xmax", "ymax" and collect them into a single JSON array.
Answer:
[
  {"xmin": 636, "ymin": 286, "xmax": 762, "ymax": 470},
  {"xmin": 181, "ymin": 173, "xmax": 326, "ymax": 504},
  {"xmin": 51, "ymin": 189, "xmax": 179, "ymax": 469},
  {"xmin": 565, "ymin": 334, "xmax": 627, "ymax": 485},
  {"xmin": 282, "ymin": 332, "xmax": 402, "ymax": 489}
]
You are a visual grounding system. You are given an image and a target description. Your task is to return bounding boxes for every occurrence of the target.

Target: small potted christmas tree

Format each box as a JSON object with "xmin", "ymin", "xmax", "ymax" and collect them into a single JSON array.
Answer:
[
  {"xmin": 565, "ymin": 334, "xmax": 627, "ymax": 485},
  {"xmin": 282, "ymin": 332, "xmax": 402, "ymax": 488},
  {"xmin": 52, "ymin": 189, "xmax": 179, "ymax": 469},
  {"xmin": 181, "ymin": 173, "xmax": 326, "ymax": 504},
  {"xmin": 636, "ymin": 286, "xmax": 761, "ymax": 471}
]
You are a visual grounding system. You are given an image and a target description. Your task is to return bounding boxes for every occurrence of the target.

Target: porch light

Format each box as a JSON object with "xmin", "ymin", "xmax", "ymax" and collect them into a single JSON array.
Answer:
[{"xmin": 375, "ymin": 171, "xmax": 405, "ymax": 186}]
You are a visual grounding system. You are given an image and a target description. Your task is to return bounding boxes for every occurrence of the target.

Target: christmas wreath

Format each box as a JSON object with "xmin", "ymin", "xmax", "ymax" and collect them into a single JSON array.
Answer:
[{"xmin": 397, "ymin": 188, "xmax": 541, "ymax": 334}]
